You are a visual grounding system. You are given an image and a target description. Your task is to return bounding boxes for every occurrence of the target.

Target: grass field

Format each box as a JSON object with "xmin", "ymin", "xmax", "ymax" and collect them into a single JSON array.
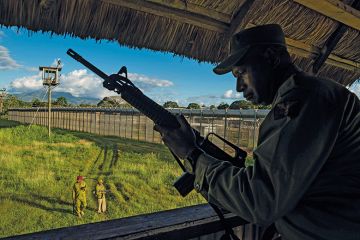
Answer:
[{"xmin": 0, "ymin": 120, "xmax": 206, "ymax": 238}]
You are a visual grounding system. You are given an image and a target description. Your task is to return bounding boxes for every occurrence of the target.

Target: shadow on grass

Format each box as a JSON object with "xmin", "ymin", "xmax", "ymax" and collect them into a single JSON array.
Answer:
[
  {"xmin": 30, "ymin": 193, "xmax": 98, "ymax": 213},
  {"xmin": 110, "ymin": 144, "xmax": 119, "ymax": 169},
  {"xmin": 53, "ymin": 129, "xmax": 171, "ymax": 158},
  {"xmin": 2, "ymin": 193, "xmax": 98, "ymax": 216},
  {"xmin": 1, "ymin": 195, "xmax": 71, "ymax": 215},
  {"xmin": 89, "ymin": 148, "xmax": 104, "ymax": 174},
  {"xmin": 0, "ymin": 120, "xmax": 22, "ymax": 128}
]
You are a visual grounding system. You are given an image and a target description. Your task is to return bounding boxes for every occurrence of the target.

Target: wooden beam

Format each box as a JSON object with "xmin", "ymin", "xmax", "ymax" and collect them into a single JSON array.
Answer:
[
  {"xmin": 293, "ymin": 0, "xmax": 360, "ymax": 31},
  {"xmin": 146, "ymin": 0, "xmax": 232, "ymax": 23},
  {"xmin": 286, "ymin": 38, "xmax": 360, "ymax": 72},
  {"xmin": 246, "ymin": 23, "xmax": 360, "ymax": 72},
  {"xmin": 102, "ymin": 0, "xmax": 230, "ymax": 32},
  {"xmin": 312, "ymin": 0, "xmax": 360, "ymax": 74},
  {"xmin": 312, "ymin": 25, "xmax": 348, "ymax": 74},
  {"xmin": 228, "ymin": 0, "xmax": 257, "ymax": 36}
]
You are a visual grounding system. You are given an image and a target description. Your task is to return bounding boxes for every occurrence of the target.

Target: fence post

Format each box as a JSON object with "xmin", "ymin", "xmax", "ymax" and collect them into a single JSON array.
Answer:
[
  {"xmin": 124, "ymin": 111, "xmax": 128, "ymax": 138},
  {"xmin": 94, "ymin": 110, "xmax": 97, "ymax": 134},
  {"xmin": 72, "ymin": 111, "xmax": 75, "ymax": 131},
  {"xmin": 253, "ymin": 109, "xmax": 257, "ymax": 150},
  {"xmin": 108, "ymin": 109, "xmax": 111, "ymax": 135},
  {"xmin": 66, "ymin": 111, "xmax": 69, "ymax": 130},
  {"xmin": 223, "ymin": 108, "xmax": 228, "ymax": 150},
  {"xmin": 118, "ymin": 111, "xmax": 122, "ymax": 137},
  {"xmin": 131, "ymin": 108, "xmax": 134, "ymax": 139},
  {"xmin": 200, "ymin": 109, "xmax": 203, "ymax": 136},
  {"xmin": 137, "ymin": 111, "xmax": 140, "ymax": 141},
  {"xmin": 144, "ymin": 116, "xmax": 147, "ymax": 142},
  {"xmin": 107, "ymin": 110, "xmax": 110, "ymax": 135},
  {"xmin": 100, "ymin": 110, "xmax": 103, "ymax": 135},
  {"xmin": 89, "ymin": 111, "xmax": 94, "ymax": 133},
  {"xmin": 152, "ymin": 113, "xmax": 155, "ymax": 143},
  {"xmin": 113, "ymin": 111, "xmax": 116, "ymax": 136},
  {"xmin": 237, "ymin": 109, "xmax": 242, "ymax": 147},
  {"xmin": 68, "ymin": 111, "xmax": 70, "ymax": 130},
  {"xmin": 103, "ymin": 110, "xmax": 106, "ymax": 135},
  {"xmin": 82, "ymin": 111, "xmax": 84, "ymax": 132}
]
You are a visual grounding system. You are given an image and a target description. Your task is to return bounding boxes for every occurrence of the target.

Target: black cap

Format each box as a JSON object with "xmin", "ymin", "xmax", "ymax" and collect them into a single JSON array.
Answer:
[{"xmin": 213, "ymin": 24, "xmax": 286, "ymax": 75}]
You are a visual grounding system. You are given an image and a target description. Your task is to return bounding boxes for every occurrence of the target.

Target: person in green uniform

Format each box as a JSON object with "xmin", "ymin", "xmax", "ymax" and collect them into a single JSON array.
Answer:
[
  {"xmin": 155, "ymin": 24, "xmax": 360, "ymax": 240},
  {"xmin": 95, "ymin": 177, "xmax": 107, "ymax": 214},
  {"xmin": 72, "ymin": 175, "xmax": 87, "ymax": 217}
]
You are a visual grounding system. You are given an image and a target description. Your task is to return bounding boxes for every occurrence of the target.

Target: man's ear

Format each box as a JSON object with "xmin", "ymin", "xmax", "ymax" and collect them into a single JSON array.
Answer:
[{"xmin": 264, "ymin": 47, "xmax": 280, "ymax": 68}]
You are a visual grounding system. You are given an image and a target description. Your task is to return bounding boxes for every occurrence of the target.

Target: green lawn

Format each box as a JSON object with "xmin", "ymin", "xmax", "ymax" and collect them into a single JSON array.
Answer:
[{"xmin": 0, "ymin": 120, "xmax": 205, "ymax": 238}]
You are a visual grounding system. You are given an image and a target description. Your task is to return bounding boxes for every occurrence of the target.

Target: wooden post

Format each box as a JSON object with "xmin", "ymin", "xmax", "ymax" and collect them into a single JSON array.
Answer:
[
  {"xmin": 131, "ymin": 109, "xmax": 134, "ymax": 139},
  {"xmin": 237, "ymin": 110, "xmax": 242, "ymax": 147},
  {"xmin": 223, "ymin": 109, "xmax": 228, "ymax": 151},
  {"xmin": 138, "ymin": 112, "xmax": 140, "ymax": 140},
  {"xmin": 48, "ymin": 85, "xmax": 51, "ymax": 138},
  {"xmin": 253, "ymin": 109, "xmax": 257, "ymax": 149}
]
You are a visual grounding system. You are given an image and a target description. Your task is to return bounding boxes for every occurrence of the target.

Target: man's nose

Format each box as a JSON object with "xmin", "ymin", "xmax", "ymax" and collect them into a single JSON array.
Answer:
[{"xmin": 236, "ymin": 78, "xmax": 246, "ymax": 92}]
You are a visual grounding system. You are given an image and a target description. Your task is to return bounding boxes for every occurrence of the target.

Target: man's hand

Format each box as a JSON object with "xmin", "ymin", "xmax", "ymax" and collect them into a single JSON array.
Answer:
[{"xmin": 154, "ymin": 115, "xmax": 197, "ymax": 159}]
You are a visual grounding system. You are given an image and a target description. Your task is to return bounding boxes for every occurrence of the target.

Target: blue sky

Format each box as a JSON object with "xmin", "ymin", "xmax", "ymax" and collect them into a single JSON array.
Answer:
[
  {"xmin": 0, "ymin": 27, "xmax": 243, "ymax": 107},
  {"xmin": 0, "ymin": 26, "xmax": 359, "ymax": 106}
]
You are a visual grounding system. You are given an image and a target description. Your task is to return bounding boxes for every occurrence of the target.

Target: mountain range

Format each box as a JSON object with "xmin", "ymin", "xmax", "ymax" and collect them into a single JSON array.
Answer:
[{"xmin": 12, "ymin": 90, "xmax": 101, "ymax": 105}]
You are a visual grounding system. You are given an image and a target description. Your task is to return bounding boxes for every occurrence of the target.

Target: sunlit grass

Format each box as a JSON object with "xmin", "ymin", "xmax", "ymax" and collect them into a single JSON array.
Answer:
[{"xmin": 0, "ymin": 120, "xmax": 205, "ymax": 238}]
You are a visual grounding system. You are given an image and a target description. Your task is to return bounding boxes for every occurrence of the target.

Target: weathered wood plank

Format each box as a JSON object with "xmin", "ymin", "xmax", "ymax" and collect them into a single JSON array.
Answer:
[
  {"xmin": 293, "ymin": 0, "xmax": 360, "ymax": 31},
  {"xmin": 312, "ymin": 0, "xmax": 360, "ymax": 74},
  {"xmin": 6, "ymin": 204, "xmax": 248, "ymax": 240},
  {"xmin": 146, "ymin": 0, "xmax": 232, "ymax": 23},
  {"xmin": 228, "ymin": 0, "xmax": 257, "ymax": 36},
  {"xmin": 101, "ymin": 0, "xmax": 229, "ymax": 32},
  {"xmin": 246, "ymin": 23, "xmax": 360, "ymax": 72},
  {"xmin": 286, "ymin": 38, "xmax": 360, "ymax": 72}
]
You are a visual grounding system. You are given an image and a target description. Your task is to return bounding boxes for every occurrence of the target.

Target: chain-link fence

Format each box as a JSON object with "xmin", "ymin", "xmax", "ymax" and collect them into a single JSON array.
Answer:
[{"xmin": 7, "ymin": 108, "xmax": 269, "ymax": 151}]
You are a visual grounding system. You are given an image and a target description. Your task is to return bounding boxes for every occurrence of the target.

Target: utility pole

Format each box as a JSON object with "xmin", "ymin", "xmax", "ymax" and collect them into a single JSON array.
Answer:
[
  {"xmin": 40, "ymin": 60, "xmax": 61, "ymax": 138},
  {"xmin": 0, "ymin": 88, "xmax": 7, "ymax": 114}
]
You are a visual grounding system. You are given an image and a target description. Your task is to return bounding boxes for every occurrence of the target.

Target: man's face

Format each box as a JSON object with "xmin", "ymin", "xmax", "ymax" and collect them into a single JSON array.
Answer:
[{"xmin": 232, "ymin": 51, "xmax": 274, "ymax": 105}]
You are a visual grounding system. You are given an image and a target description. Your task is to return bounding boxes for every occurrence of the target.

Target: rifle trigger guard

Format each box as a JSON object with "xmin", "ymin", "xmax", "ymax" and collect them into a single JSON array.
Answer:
[{"xmin": 205, "ymin": 132, "xmax": 247, "ymax": 161}]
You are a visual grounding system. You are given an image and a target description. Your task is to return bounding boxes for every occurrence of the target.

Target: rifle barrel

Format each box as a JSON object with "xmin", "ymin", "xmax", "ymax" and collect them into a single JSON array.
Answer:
[{"xmin": 67, "ymin": 49, "xmax": 109, "ymax": 80}]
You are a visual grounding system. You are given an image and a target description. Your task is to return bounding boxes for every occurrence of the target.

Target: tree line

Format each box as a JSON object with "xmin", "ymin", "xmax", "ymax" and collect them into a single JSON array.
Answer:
[
  {"xmin": 1, "ymin": 95, "xmax": 270, "ymax": 114},
  {"xmin": 163, "ymin": 100, "xmax": 270, "ymax": 110}
]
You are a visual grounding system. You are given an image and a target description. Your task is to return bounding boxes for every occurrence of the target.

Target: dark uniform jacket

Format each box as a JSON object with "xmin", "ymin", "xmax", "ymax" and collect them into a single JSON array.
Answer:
[{"xmin": 193, "ymin": 71, "xmax": 360, "ymax": 240}]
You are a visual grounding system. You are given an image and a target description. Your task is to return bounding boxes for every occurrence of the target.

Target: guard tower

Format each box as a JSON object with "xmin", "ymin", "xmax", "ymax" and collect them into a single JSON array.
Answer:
[
  {"xmin": 39, "ymin": 66, "xmax": 61, "ymax": 87},
  {"xmin": 39, "ymin": 60, "xmax": 62, "ymax": 137}
]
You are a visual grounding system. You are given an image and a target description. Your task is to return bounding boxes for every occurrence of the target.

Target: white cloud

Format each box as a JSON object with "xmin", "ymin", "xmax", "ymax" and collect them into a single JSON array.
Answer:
[
  {"xmin": 128, "ymin": 73, "xmax": 173, "ymax": 91},
  {"xmin": 222, "ymin": 89, "xmax": 242, "ymax": 99},
  {"xmin": 24, "ymin": 67, "xmax": 39, "ymax": 72},
  {"xmin": 10, "ymin": 69, "xmax": 175, "ymax": 99},
  {"xmin": 348, "ymin": 81, "xmax": 360, "ymax": 98},
  {"xmin": 10, "ymin": 72, "xmax": 43, "ymax": 91},
  {"xmin": 0, "ymin": 45, "xmax": 52, "ymax": 72},
  {"xmin": 0, "ymin": 45, "xmax": 21, "ymax": 70},
  {"xmin": 56, "ymin": 69, "xmax": 110, "ymax": 98}
]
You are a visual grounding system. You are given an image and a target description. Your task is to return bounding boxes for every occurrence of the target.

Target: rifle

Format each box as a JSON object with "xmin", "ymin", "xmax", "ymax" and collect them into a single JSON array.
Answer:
[
  {"xmin": 93, "ymin": 190, "xmax": 110, "ymax": 195},
  {"xmin": 66, "ymin": 49, "xmax": 247, "ymax": 197}
]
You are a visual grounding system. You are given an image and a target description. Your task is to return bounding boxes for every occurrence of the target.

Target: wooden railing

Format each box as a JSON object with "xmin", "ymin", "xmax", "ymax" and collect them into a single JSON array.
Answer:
[{"xmin": 5, "ymin": 204, "xmax": 260, "ymax": 240}]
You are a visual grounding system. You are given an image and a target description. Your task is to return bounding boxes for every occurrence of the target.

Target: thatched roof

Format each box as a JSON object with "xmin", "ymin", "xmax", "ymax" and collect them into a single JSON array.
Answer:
[{"xmin": 0, "ymin": 0, "xmax": 359, "ymax": 85}]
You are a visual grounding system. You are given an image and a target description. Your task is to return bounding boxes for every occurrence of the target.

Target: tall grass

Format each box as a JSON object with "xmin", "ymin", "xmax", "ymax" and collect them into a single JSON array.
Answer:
[{"xmin": 0, "ymin": 121, "xmax": 205, "ymax": 238}]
